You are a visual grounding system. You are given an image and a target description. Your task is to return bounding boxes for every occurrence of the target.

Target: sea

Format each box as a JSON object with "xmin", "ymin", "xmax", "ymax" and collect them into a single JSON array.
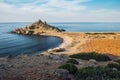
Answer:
[{"xmin": 0, "ymin": 22, "xmax": 120, "ymax": 57}]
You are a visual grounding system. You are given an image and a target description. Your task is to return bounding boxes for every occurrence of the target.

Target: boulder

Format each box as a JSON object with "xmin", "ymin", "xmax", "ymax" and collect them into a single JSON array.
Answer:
[
  {"xmin": 0, "ymin": 57, "xmax": 7, "ymax": 65},
  {"xmin": 112, "ymin": 68, "xmax": 118, "ymax": 71},
  {"xmin": 88, "ymin": 59, "xmax": 97, "ymax": 64},
  {"xmin": 79, "ymin": 61, "xmax": 83, "ymax": 65},
  {"xmin": 48, "ymin": 54, "xmax": 62, "ymax": 60},
  {"xmin": 54, "ymin": 69, "xmax": 69, "ymax": 80}
]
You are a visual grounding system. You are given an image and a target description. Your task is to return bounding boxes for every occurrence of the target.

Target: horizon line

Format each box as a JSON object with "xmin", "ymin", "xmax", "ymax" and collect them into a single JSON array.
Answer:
[{"xmin": 0, "ymin": 21, "xmax": 120, "ymax": 23}]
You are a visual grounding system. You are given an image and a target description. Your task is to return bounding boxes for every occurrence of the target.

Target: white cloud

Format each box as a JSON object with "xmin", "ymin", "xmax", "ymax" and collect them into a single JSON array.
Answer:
[{"xmin": 0, "ymin": 0, "xmax": 120, "ymax": 22}]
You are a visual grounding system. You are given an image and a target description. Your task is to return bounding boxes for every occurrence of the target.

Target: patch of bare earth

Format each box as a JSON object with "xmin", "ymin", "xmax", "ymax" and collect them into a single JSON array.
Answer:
[
  {"xmin": 0, "ymin": 54, "xmax": 70, "ymax": 80},
  {"xmin": 80, "ymin": 38, "xmax": 120, "ymax": 56}
]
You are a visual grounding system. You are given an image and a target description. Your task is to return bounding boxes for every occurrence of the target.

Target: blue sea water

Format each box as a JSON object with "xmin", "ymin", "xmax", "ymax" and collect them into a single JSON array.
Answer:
[
  {"xmin": 0, "ymin": 23, "xmax": 62, "ymax": 57},
  {"xmin": 0, "ymin": 22, "xmax": 120, "ymax": 56},
  {"xmin": 50, "ymin": 22, "xmax": 120, "ymax": 32}
]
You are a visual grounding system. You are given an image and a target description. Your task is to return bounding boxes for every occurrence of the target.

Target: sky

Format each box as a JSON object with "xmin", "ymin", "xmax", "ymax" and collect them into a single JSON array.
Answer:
[{"xmin": 0, "ymin": 0, "xmax": 120, "ymax": 22}]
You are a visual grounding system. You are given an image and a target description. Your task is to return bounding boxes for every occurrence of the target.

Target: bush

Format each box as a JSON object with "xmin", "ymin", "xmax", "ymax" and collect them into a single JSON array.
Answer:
[
  {"xmin": 106, "ymin": 63, "xmax": 120, "ymax": 70},
  {"xmin": 66, "ymin": 59, "xmax": 79, "ymax": 64},
  {"xmin": 85, "ymin": 32, "xmax": 115, "ymax": 35},
  {"xmin": 76, "ymin": 66, "xmax": 120, "ymax": 80},
  {"xmin": 69, "ymin": 52, "xmax": 111, "ymax": 61},
  {"xmin": 58, "ymin": 63, "xmax": 78, "ymax": 74}
]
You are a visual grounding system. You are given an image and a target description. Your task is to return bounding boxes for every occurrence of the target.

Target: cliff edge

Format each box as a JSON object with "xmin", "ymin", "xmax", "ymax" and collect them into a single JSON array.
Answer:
[{"xmin": 14, "ymin": 19, "xmax": 65, "ymax": 35}]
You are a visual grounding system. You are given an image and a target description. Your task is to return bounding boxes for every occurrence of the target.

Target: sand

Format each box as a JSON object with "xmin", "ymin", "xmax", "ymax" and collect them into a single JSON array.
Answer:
[
  {"xmin": 1, "ymin": 32, "xmax": 120, "ymax": 80},
  {"xmin": 41, "ymin": 32, "xmax": 120, "ymax": 56},
  {"xmin": 2, "ymin": 19, "xmax": 120, "ymax": 79},
  {"xmin": 14, "ymin": 19, "xmax": 120, "ymax": 56}
]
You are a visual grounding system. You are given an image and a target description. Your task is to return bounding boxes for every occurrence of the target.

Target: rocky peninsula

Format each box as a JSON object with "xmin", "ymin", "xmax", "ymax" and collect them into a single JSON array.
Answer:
[
  {"xmin": 1, "ymin": 19, "xmax": 120, "ymax": 80},
  {"xmin": 14, "ymin": 19, "xmax": 65, "ymax": 35},
  {"xmin": 14, "ymin": 20, "xmax": 120, "ymax": 56}
]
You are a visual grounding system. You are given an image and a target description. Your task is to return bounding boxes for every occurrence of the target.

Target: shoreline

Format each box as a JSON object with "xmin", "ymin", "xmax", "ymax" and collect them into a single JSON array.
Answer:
[
  {"xmin": 9, "ymin": 31, "xmax": 120, "ymax": 57},
  {"xmin": 39, "ymin": 32, "xmax": 120, "ymax": 56},
  {"xmin": 13, "ymin": 20, "xmax": 120, "ymax": 56},
  {"xmin": 7, "ymin": 31, "xmax": 120, "ymax": 57},
  {"xmin": 39, "ymin": 32, "xmax": 73, "ymax": 55},
  {"xmin": 1, "ymin": 31, "xmax": 120, "ymax": 80}
]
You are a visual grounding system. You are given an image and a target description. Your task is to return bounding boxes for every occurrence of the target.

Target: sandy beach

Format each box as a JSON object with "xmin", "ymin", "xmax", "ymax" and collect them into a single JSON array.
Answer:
[
  {"xmin": 13, "ymin": 19, "xmax": 120, "ymax": 56},
  {"xmin": 1, "ymin": 0, "xmax": 120, "ymax": 79},
  {"xmin": 1, "ymin": 31, "xmax": 120, "ymax": 80},
  {"xmin": 42, "ymin": 32, "xmax": 120, "ymax": 56},
  {"xmin": 1, "ymin": 20, "xmax": 120, "ymax": 80}
]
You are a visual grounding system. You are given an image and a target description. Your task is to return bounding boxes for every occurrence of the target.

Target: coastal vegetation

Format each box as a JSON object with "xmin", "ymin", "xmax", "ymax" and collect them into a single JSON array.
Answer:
[
  {"xmin": 66, "ymin": 59, "xmax": 79, "ymax": 64},
  {"xmin": 106, "ymin": 63, "xmax": 120, "ymax": 70},
  {"xmin": 58, "ymin": 63, "xmax": 78, "ymax": 74},
  {"xmin": 7, "ymin": 19, "xmax": 120, "ymax": 80},
  {"xmin": 69, "ymin": 52, "xmax": 111, "ymax": 61},
  {"xmin": 85, "ymin": 32, "xmax": 116, "ymax": 35},
  {"xmin": 58, "ymin": 56, "xmax": 120, "ymax": 80},
  {"xmin": 76, "ymin": 66, "xmax": 120, "ymax": 80}
]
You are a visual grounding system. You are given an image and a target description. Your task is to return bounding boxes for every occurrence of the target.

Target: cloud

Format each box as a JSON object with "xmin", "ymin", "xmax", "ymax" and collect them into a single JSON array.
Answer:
[{"xmin": 0, "ymin": 0, "xmax": 120, "ymax": 22}]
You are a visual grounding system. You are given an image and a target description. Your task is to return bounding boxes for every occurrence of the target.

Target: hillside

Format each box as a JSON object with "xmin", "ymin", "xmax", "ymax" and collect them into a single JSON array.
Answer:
[{"xmin": 14, "ymin": 19, "xmax": 65, "ymax": 35}]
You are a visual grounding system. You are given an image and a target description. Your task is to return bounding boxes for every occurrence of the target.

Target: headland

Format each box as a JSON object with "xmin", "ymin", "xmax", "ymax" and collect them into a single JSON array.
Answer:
[
  {"xmin": 1, "ymin": 19, "xmax": 120, "ymax": 80},
  {"xmin": 14, "ymin": 19, "xmax": 120, "ymax": 56}
]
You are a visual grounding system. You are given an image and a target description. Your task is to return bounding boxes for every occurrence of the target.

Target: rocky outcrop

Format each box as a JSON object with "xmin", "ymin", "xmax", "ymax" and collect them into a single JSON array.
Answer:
[
  {"xmin": 14, "ymin": 19, "xmax": 65, "ymax": 35},
  {"xmin": 54, "ymin": 69, "xmax": 69, "ymax": 80}
]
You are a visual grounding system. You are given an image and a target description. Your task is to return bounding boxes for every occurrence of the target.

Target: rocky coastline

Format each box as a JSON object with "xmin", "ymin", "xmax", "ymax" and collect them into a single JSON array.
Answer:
[
  {"xmin": 14, "ymin": 19, "xmax": 65, "ymax": 35},
  {"xmin": 13, "ymin": 19, "xmax": 120, "ymax": 56},
  {"xmin": 1, "ymin": 19, "xmax": 120, "ymax": 80}
]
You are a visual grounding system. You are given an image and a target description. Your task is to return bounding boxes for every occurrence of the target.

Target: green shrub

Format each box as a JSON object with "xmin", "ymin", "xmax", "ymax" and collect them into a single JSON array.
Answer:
[
  {"xmin": 106, "ymin": 63, "xmax": 120, "ymax": 70},
  {"xmin": 85, "ymin": 32, "xmax": 115, "ymax": 35},
  {"xmin": 66, "ymin": 59, "xmax": 79, "ymax": 64},
  {"xmin": 69, "ymin": 52, "xmax": 111, "ymax": 61},
  {"xmin": 76, "ymin": 66, "xmax": 120, "ymax": 80},
  {"xmin": 58, "ymin": 63, "xmax": 78, "ymax": 74}
]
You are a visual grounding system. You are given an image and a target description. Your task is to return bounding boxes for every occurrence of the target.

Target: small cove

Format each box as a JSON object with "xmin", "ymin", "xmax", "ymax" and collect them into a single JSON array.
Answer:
[
  {"xmin": 1, "ymin": 22, "xmax": 120, "ymax": 57},
  {"xmin": 0, "ymin": 23, "xmax": 62, "ymax": 57}
]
